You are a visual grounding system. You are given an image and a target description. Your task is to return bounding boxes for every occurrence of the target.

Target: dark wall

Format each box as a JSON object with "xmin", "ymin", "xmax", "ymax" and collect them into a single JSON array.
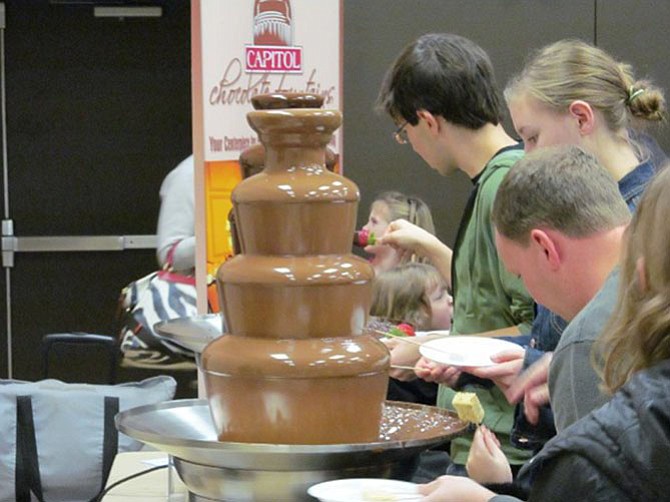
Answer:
[
  {"xmin": 5, "ymin": 1, "xmax": 191, "ymax": 236},
  {"xmin": 596, "ymin": 0, "xmax": 670, "ymax": 156}
]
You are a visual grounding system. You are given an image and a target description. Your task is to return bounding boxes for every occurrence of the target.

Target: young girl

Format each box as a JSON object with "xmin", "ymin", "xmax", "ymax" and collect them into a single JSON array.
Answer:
[
  {"xmin": 368, "ymin": 262, "xmax": 453, "ymax": 405},
  {"xmin": 360, "ymin": 191, "xmax": 436, "ymax": 274},
  {"xmin": 417, "ymin": 164, "xmax": 670, "ymax": 502},
  {"xmin": 370, "ymin": 262, "xmax": 452, "ymax": 332}
]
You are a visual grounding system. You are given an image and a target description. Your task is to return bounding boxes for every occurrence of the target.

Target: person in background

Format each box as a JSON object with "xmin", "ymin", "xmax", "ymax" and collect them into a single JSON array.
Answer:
[
  {"xmin": 370, "ymin": 262, "xmax": 452, "ymax": 332},
  {"xmin": 376, "ymin": 32, "xmax": 534, "ymax": 475},
  {"xmin": 469, "ymin": 39, "xmax": 667, "ymax": 450},
  {"xmin": 417, "ymin": 151, "xmax": 670, "ymax": 502},
  {"xmin": 156, "ymin": 154, "xmax": 195, "ymax": 274},
  {"xmin": 361, "ymin": 193, "xmax": 442, "ymax": 406},
  {"xmin": 360, "ymin": 191, "xmax": 436, "ymax": 274},
  {"xmin": 368, "ymin": 262, "xmax": 452, "ymax": 405}
]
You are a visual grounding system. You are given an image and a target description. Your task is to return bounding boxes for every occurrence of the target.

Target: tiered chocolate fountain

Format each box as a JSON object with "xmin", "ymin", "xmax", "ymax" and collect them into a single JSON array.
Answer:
[
  {"xmin": 116, "ymin": 96, "xmax": 466, "ymax": 502},
  {"xmin": 201, "ymin": 98, "xmax": 390, "ymax": 445}
]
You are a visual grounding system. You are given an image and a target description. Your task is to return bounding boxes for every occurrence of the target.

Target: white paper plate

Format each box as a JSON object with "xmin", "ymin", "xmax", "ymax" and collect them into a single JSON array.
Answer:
[
  {"xmin": 307, "ymin": 478, "xmax": 420, "ymax": 502},
  {"xmin": 419, "ymin": 336, "xmax": 523, "ymax": 367}
]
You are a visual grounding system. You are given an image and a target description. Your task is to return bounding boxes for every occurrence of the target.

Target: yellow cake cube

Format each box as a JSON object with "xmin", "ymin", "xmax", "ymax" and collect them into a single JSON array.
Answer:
[{"xmin": 452, "ymin": 392, "xmax": 485, "ymax": 424}]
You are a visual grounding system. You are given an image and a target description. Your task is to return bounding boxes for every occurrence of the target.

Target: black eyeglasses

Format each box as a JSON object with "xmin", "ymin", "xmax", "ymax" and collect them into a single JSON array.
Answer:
[{"xmin": 393, "ymin": 121, "xmax": 409, "ymax": 145}]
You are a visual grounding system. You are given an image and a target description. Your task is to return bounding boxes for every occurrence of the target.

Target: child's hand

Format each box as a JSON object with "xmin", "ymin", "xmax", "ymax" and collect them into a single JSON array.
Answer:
[
  {"xmin": 363, "ymin": 243, "xmax": 407, "ymax": 273},
  {"xmin": 382, "ymin": 337, "xmax": 420, "ymax": 380},
  {"xmin": 466, "ymin": 425, "xmax": 513, "ymax": 484},
  {"xmin": 418, "ymin": 475, "xmax": 495, "ymax": 502},
  {"xmin": 415, "ymin": 357, "xmax": 462, "ymax": 387}
]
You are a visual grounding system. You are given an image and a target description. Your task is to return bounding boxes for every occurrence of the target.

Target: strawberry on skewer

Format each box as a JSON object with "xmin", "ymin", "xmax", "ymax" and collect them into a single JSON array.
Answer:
[
  {"xmin": 388, "ymin": 322, "xmax": 416, "ymax": 337},
  {"xmin": 353, "ymin": 228, "xmax": 377, "ymax": 247}
]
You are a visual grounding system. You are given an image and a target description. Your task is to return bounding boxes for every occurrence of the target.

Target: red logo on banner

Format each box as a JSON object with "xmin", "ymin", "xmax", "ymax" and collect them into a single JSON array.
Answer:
[{"xmin": 246, "ymin": 0, "xmax": 302, "ymax": 74}]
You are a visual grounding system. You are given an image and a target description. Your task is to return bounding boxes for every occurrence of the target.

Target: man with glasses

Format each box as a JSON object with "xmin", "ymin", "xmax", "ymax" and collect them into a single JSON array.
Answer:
[{"xmin": 376, "ymin": 33, "xmax": 534, "ymax": 476}]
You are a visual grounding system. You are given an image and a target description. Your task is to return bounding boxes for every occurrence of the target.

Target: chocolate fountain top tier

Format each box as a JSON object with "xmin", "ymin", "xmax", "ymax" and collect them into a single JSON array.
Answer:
[
  {"xmin": 232, "ymin": 108, "xmax": 356, "ymax": 255},
  {"xmin": 251, "ymin": 92, "xmax": 324, "ymax": 110},
  {"xmin": 240, "ymin": 93, "xmax": 338, "ymax": 180},
  {"xmin": 236, "ymin": 108, "xmax": 349, "ymax": 197},
  {"xmin": 245, "ymin": 108, "xmax": 341, "ymax": 150}
]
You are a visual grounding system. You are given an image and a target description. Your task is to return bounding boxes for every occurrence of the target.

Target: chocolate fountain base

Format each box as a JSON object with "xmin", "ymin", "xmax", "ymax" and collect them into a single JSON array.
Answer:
[{"xmin": 116, "ymin": 399, "xmax": 466, "ymax": 502}]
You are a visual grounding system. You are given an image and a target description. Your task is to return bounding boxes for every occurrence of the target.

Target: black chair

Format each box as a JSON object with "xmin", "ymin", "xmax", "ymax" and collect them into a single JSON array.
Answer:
[{"xmin": 41, "ymin": 333, "xmax": 119, "ymax": 384}]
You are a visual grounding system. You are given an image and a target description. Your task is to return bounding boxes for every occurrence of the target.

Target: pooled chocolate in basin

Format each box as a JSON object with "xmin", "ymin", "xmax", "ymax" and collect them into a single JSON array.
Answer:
[{"xmin": 379, "ymin": 401, "xmax": 464, "ymax": 442}]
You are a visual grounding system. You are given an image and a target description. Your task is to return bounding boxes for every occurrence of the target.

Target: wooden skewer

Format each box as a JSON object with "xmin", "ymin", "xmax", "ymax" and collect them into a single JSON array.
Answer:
[
  {"xmin": 374, "ymin": 329, "xmax": 457, "ymax": 358},
  {"xmin": 373, "ymin": 329, "xmax": 426, "ymax": 348},
  {"xmin": 390, "ymin": 365, "xmax": 417, "ymax": 371}
]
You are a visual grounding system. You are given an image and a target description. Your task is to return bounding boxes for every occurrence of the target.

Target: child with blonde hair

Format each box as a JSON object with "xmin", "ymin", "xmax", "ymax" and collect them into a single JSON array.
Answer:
[
  {"xmin": 369, "ymin": 262, "xmax": 452, "ymax": 406},
  {"xmin": 359, "ymin": 191, "xmax": 436, "ymax": 274},
  {"xmin": 371, "ymin": 262, "xmax": 452, "ymax": 332}
]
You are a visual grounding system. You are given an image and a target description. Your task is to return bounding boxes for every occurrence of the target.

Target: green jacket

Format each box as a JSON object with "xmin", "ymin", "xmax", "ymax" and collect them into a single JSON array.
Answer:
[
  {"xmin": 450, "ymin": 145, "xmax": 533, "ymax": 337},
  {"xmin": 438, "ymin": 145, "xmax": 534, "ymax": 466}
]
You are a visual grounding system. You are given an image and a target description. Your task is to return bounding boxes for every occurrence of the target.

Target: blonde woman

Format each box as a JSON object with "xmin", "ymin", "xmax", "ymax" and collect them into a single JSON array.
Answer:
[{"xmin": 506, "ymin": 39, "xmax": 666, "ymax": 206}]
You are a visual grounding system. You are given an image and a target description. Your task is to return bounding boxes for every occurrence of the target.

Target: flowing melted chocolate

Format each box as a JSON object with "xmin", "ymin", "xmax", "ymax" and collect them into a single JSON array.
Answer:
[{"xmin": 203, "ymin": 98, "xmax": 389, "ymax": 445}]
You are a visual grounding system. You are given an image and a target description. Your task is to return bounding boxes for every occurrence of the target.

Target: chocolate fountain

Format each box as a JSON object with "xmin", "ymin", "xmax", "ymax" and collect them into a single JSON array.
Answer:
[
  {"xmin": 202, "ymin": 97, "xmax": 390, "ymax": 445},
  {"xmin": 116, "ymin": 95, "xmax": 466, "ymax": 501}
]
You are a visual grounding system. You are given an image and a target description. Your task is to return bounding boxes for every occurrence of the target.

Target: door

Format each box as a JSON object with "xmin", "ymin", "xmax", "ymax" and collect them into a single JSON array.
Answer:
[{"xmin": 0, "ymin": 0, "xmax": 192, "ymax": 380}]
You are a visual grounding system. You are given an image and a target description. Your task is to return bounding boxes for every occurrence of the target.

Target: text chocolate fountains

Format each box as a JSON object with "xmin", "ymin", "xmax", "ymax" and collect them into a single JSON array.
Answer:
[{"xmin": 201, "ymin": 95, "xmax": 390, "ymax": 444}]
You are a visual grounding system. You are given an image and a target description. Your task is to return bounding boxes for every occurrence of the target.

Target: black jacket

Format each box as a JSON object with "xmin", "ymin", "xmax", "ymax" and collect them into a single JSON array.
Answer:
[{"xmin": 492, "ymin": 359, "xmax": 670, "ymax": 502}]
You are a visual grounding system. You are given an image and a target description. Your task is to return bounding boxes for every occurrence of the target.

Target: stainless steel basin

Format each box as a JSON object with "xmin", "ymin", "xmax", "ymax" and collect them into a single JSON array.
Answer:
[{"xmin": 116, "ymin": 399, "xmax": 465, "ymax": 501}]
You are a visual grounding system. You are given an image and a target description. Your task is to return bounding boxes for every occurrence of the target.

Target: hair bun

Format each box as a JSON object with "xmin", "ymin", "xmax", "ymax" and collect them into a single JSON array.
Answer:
[{"xmin": 628, "ymin": 81, "xmax": 667, "ymax": 122}]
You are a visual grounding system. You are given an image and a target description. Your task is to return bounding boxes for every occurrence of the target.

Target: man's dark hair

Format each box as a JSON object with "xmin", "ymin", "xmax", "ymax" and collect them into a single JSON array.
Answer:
[{"xmin": 376, "ymin": 33, "xmax": 503, "ymax": 129}]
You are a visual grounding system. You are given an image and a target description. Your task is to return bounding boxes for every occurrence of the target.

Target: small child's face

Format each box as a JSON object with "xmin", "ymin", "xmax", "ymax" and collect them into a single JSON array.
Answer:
[
  {"xmin": 428, "ymin": 284, "xmax": 453, "ymax": 330},
  {"xmin": 363, "ymin": 201, "xmax": 392, "ymax": 238}
]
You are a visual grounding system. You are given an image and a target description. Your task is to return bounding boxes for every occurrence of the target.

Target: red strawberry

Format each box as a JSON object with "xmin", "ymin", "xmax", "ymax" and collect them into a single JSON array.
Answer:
[
  {"xmin": 354, "ymin": 229, "xmax": 376, "ymax": 247},
  {"xmin": 396, "ymin": 323, "xmax": 416, "ymax": 337}
]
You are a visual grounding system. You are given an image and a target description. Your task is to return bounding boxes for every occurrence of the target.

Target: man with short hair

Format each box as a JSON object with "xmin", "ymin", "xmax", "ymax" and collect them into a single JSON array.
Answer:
[
  {"xmin": 482, "ymin": 145, "xmax": 631, "ymax": 433},
  {"xmin": 376, "ymin": 32, "xmax": 535, "ymax": 473}
]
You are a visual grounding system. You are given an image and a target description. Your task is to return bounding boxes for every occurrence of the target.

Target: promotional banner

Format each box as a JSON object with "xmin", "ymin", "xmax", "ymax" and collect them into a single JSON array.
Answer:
[{"xmin": 192, "ymin": 0, "xmax": 343, "ymax": 312}]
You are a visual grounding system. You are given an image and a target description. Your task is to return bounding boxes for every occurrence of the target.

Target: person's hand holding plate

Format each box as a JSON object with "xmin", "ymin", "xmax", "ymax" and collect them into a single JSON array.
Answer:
[
  {"xmin": 461, "ymin": 348, "xmax": 526, "ymax": 399},
  {"xmin": 415, "ymin": 356, "xmax": 462, "ymax": 388}
]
